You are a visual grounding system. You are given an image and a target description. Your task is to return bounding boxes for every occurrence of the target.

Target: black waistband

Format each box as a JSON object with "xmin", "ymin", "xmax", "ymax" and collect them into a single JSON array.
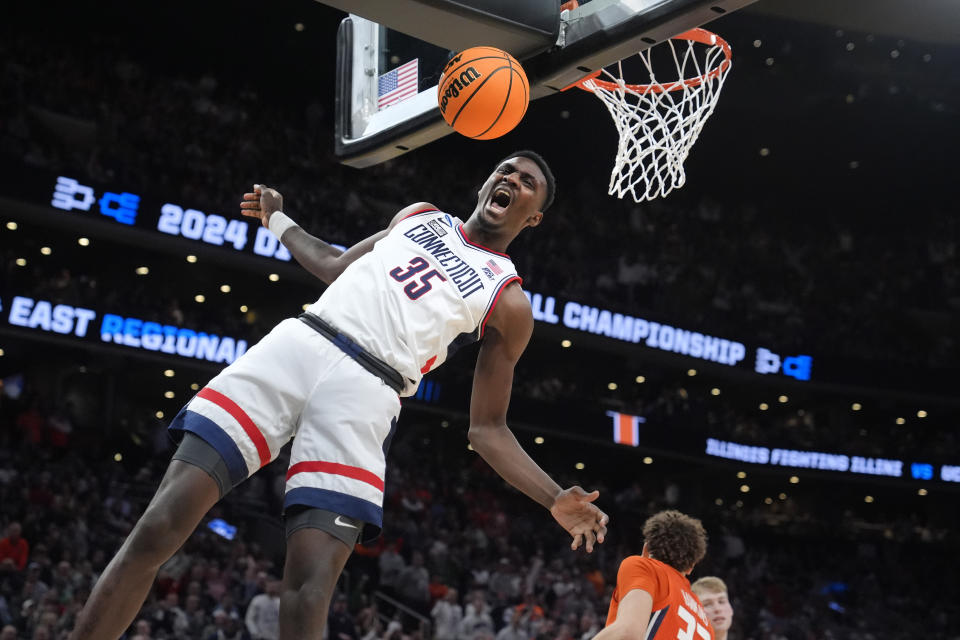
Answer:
[{"xmin": 298, "ymin": 313, "xmax": 404, "ymax": 394}]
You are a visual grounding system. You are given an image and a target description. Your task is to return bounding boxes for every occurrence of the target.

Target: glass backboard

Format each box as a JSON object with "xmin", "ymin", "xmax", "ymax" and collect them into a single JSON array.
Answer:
[{"xmin": 330, "ymin": 0, "xmax": 758, "ymax": 167}]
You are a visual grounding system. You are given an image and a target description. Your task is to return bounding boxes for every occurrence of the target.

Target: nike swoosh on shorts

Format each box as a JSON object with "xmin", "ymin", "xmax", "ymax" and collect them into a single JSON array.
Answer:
[{"xmin": 334, "ymin": 516, "xmax": 359, "ymax": 529}]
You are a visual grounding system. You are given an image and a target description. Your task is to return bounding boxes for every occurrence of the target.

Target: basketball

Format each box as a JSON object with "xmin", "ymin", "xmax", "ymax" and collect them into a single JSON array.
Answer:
[{"xmin": 437, "ymin": 46, "xmax": 529, "ymax": 140}]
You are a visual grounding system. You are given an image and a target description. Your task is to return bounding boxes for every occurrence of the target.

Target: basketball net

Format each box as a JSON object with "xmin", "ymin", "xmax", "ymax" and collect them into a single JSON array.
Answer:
[{"xmin": 574, "ymin": 28, "xmax": 732, "ymax": 203}]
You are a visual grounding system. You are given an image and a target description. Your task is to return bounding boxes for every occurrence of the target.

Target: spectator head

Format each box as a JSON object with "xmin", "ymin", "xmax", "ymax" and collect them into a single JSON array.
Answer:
[
  {"xmin": 4, "ymin": 522, "xmax": 21, "ymax": 541},
  {"xmin": 134, "ymin": 618, "xmax": 151, "ymax": 637},
  {"xmin": 38, "ymin": 611, "xmax": 58, "ymax": 630},
  {"xmin": 444, "ymin": 588, "xmax": 458, "ymax": 602},
  {"xmin": 691, "ymin": 576, "xmax": 734, "ymax": 636},
  {"xmin": 266, "ymin": 577, "xmax": 282, "ymax": 596},
  {"xmin": 0, "ymin": 625, "xmax": 16, "ymax": 640},
  {"xmin": 163, "ymin": 591, "xmax": 180, "ymax": 608},
  {"xmin": 31, "ymin": 627, "xmax": 50, "ymax": 640},
  {"xmin": 641, "ymin": 510, "xmax": 707, "ymax": 574}
]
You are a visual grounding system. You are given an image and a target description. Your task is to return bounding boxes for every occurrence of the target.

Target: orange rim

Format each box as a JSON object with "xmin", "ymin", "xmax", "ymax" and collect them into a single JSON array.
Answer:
[{"xmin": 570, "ymin": 28, "xmax": 731, "ymax": 94}]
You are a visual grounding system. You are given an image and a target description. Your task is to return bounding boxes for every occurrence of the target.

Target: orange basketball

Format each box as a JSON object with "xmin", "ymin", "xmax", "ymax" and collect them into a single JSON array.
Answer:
[{"xmin": 437, "ymin": 46, "xmax": 529, "ymax": 140}]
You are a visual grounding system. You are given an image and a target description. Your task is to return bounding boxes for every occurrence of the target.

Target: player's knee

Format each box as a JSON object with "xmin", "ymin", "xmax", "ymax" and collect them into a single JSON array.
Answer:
[
  {"xmin": 125, "ymin": 503, "xmax": 187, "ymax": 566},
  {"xmin": 281, "ymin": 579, "xmax": 334, "ymax": 615}
]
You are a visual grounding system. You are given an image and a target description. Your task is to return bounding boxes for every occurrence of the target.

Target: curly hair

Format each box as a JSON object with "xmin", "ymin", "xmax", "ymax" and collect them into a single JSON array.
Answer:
[{"xmin": 642, "ymin": 510, "xmax": 708, "ymax": 573}]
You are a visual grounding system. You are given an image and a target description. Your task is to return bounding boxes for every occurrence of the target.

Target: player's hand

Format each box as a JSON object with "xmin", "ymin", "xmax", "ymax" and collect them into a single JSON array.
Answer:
[
  {"xmin": 240, "ymin": 184, "xmax": 283, "ymax": 228},
  {"xmin": 550, "ymin": 486, "xmax": 609, "ymax": 553}
]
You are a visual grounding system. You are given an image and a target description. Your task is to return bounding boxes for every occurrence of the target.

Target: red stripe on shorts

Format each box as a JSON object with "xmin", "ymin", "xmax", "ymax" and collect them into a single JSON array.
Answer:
[
  {"xmin": 286, "ymin": 461, "xmax": 385, "ymax": 492},
  {"xmin": 197, "ymin": 387, "xmax": 271, "ymax": 468}
]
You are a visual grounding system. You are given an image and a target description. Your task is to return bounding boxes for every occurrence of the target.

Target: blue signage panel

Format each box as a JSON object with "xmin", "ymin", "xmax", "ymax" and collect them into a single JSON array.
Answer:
[{"xmin": 2, "ymin": 295, "xmax": 247, "ymax": 365}]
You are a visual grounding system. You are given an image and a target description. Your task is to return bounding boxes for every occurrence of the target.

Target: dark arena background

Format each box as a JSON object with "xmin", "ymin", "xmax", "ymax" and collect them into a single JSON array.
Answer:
[{"xmin": 2, "ymin": 1, "xmax": 959, "ymax": 639}]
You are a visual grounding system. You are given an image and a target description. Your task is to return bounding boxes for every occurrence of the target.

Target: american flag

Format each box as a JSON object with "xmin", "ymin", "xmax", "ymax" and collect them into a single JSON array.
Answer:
[
  {"xmin": 486, "ymin": 259, "xmax": 503, "ymax": 275},
  {"xmin": 378, "ymin": 59, "xmax": 419, "ymax": 110}
]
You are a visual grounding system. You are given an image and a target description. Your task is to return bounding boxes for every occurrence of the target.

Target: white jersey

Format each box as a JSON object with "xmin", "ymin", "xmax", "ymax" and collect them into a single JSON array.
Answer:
[{"xmin": 307, "ymin": 208, "xmax": 521, "ymax": 396}]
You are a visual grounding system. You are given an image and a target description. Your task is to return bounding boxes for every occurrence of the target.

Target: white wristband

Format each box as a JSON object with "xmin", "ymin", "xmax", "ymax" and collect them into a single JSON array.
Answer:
[{"xmin": 268, "ymin": 211, "xmax": 298, "ymax": 239}]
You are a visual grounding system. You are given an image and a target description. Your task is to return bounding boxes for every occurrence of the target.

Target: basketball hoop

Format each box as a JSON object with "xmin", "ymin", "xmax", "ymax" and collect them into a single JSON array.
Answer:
[{"xmin": 571, "ymin": 28, "xmax": 732, "ymax": 203}]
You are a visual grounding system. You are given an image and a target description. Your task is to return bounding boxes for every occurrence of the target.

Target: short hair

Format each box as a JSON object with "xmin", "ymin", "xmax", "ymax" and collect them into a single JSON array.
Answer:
[
  {"xmin": 691, "ymin": 576, "xmax": 728, "ymax": 596},
  {"xmin": 499, "ymin": 150, "xmax": 556, "ymax": 212},
  {"xmin": 642, "ymin": 510, "xmax": 707, "ymax": 573}
]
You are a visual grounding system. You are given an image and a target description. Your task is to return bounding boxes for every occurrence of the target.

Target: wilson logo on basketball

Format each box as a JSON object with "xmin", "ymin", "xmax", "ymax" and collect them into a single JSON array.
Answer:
[
  {"xmin": 437, "ymin": 46, "xmax": 529, "ymax": 140},
  {"xmin": 439, "ymin": 67, "xmax": 481, "ymax": 114}
]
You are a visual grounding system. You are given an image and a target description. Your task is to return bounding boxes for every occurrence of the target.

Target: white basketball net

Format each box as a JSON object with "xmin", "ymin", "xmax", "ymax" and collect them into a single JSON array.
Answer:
[{"xmin": 579, "ymin": 29, "xmax": 732, "ymax": 202}]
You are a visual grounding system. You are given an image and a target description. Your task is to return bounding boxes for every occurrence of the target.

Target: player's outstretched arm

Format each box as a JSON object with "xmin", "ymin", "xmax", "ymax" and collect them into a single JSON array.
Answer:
[
  {"xmin": 591, "ymin": 590, "xmax": 654, "ymax": 640},
  {"xmin": 240, "ymin": 184, "xmax": 436, "ymax": 285},
  {"xmin": 467, "ymin": 283, "xmax": 609, "ymax": 552}
]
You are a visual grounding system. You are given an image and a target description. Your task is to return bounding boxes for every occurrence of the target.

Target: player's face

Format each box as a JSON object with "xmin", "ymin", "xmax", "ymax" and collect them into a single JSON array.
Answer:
[
  {"xmin": 475, "ymin": 156, "xmax": 545, "ymax": 233},
  {"xmin": 698, "ymin": 591, "xmax": 733, "ymax": 633}
]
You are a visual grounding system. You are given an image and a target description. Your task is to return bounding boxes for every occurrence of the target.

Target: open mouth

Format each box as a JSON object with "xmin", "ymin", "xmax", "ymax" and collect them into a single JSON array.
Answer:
[{"xmin": 489, "ymin": 185, "xmax": 512, "ymax": 212}]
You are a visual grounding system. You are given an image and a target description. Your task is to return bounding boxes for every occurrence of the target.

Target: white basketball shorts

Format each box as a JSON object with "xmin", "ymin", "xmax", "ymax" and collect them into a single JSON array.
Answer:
[{"xmin": 169, "ymin": 318, "xmax": 401, "ymax": 537}]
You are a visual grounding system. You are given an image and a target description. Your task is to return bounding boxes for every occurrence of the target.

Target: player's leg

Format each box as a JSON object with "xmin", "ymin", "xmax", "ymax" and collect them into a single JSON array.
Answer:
[
  {"xmin": 73, "ymin": 318, "xmax": 317, "ymax": 640},
  {"xmin": 278, "ymin": 511, "xmax": 360, "ymax": 639},
  {"xmin": 278, "ymin": 342, "xmax": 401, "ymax": 639},
  {"xmin": 70, "ymin": 456, "xmax": 220, "ymax": 640}
]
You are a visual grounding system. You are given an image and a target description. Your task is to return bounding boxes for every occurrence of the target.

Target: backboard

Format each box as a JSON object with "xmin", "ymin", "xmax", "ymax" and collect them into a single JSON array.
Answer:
[{"xmin": 323, "ymin": 0, "xmax": 758, "ymax": 167}]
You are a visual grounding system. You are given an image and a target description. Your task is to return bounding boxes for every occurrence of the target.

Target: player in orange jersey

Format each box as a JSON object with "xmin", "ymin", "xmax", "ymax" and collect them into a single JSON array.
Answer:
[
  {"xmin": 691, "ymin": 577, "xmax": 733, "ymax": 640},
  {"xmin": 594, "ymin": 510, "xmax": 713, "ymax": 640}
]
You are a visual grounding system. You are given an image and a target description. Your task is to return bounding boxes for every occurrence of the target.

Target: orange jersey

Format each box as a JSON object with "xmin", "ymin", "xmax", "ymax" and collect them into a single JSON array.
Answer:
[{"xmin": 606, "ymin": 556, "xmax": 714, "ymax": 640}]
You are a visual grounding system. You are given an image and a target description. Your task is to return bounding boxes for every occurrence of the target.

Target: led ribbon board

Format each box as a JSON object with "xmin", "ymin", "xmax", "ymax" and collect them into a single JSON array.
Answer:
[{"xmin": 2, "ymin": 295, "xmax": 248, "ymax": 365}]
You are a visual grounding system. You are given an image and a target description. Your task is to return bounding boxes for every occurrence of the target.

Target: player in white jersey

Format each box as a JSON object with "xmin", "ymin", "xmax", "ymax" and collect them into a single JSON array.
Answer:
[{"xmin": 71, "ymin": 151, "xmax": 610, "ymax": 640}]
